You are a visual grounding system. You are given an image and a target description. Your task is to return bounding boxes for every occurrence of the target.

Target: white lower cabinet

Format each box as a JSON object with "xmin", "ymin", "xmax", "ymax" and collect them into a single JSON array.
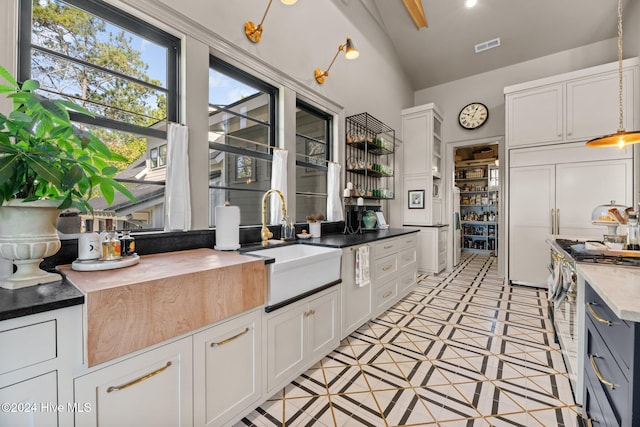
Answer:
[
  {"xmin": 0, "ymin": 305, "xmax": 81, "ymax": 427},
  {"xmin": 265, "ymin": 287, "xmax": 339, "ymax": 395},
  {"xmin": 340, "ymin": 245, "xmax": 372, "ymax": 339},
  {"xmin": 0, "ymin": 371, "xmax": 58, "ymax": 427},
  {"xmin": 416, "ymin": 226, "xmax": 448, "ymax": 274},
  {"xmin": 74, "ymin": 336, "xmax": 193, "ymax": 427},
  {"xmin": 193, "ymin": 309, "xmax": 262, "ymax": 427}
]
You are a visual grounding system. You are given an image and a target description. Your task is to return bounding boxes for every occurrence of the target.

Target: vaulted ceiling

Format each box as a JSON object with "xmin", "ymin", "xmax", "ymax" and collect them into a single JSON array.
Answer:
[{"xmin": 361, "ymin": 0, "xmax": 637, "ymax": 90}]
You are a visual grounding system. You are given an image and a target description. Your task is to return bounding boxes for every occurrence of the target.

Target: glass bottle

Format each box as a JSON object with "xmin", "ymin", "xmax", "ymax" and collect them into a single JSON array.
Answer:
[
  {"xmin": 627, "ymin": 212, "xmax": 639, "ymax": 250},
  {"xmin": 120, "ymin": 230, "xmax": 135, "ymax": 256}
]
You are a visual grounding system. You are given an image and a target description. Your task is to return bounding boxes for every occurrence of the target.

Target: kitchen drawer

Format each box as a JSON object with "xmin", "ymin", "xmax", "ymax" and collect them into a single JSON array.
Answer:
[
  {"xmin": 583, "ymin": 370, "xmax": 618, "ymax": 427},
  {"xmin": 0, "ymin": 320, "xmax": 57, "ymax": 375},
  {"xmin": 585, "ymin": 318, "xmax": 629, "ymax": 426},
  {"xmin": 397, "ymin": 270, "xmax": 416, "ymax": 293},
  {"xmin": 585, "ymin": 282, "xmax": 633, "ymax": 370},
  {"xmin": 375, "ymin": 253, "xmax": 398, "ymax": 283},
  {"xmin": 398, "ymin": 247, "xmax": 417, "ymax": 270},
  {"xmin": 373, "ymin": 238, "xmax": 401, "ymax": 260},
  {"xmin": 400, "ymin": 234, "xmax": 417, "ymax": 248},
  {"xmin": 374, "ymin": 280, "xmax": 398, "ymax": 313}
]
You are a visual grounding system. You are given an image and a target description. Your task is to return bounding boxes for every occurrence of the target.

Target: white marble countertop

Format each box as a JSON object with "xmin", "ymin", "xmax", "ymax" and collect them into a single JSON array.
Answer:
[{"xmin": 577, "ymin": 263, "xmax": 640, "ymax": 323}]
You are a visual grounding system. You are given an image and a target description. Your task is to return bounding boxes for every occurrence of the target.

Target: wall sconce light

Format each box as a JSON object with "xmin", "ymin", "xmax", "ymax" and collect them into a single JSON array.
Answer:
[
  {"xmin": 586, "ymin": 0, "xmax": 640, "ymax": 148},
  {"xmin": 245, "ymin": 0, "xmax": 297, "ymax": 43},
  {"xmin": 314, "ymin": 37, "xmax": 359, "ymax": 84}
]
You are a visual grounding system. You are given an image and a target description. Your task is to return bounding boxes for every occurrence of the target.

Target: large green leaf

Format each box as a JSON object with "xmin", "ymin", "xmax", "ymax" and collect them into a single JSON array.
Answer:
[
  {"xmin": 61, "ymin": 164, "xmax": 84, "ymax": 190},
  {"xmin": 110, "ymin": 179, "xmax": 135, "ymax": 202},
  {"xmin": 25, "ymin": 156, "xmax": 63, "ymax": 188},
  {"xmin": 0, "ymin": 67, "xmax": 17, "ymax": 88},
  {"xmin": 99, "ymin": 178, "xmax": 115, "ymax": 205}
]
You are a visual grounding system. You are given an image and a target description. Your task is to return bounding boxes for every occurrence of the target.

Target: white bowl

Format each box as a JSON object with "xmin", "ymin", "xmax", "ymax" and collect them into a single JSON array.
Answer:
[{"xmin": 296, "ymin": 233, "xmax": 313, "ymax": 239}]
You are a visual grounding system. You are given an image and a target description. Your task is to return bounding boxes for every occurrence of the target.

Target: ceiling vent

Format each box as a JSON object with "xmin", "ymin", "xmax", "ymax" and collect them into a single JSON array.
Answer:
[{"xmin": 474, "ymin": 37, "xmax": 501, "ymax": 53}]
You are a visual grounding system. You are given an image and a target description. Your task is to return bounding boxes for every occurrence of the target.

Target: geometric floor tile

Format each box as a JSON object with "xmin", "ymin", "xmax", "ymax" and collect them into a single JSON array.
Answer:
[{"xmin": 235, "ymin": 253, "xmax": 580, "ymax": 426}]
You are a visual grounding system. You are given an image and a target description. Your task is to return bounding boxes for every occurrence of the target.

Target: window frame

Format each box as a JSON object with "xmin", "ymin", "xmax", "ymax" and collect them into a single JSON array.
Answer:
[{"xmin": 18, "ymin": 0, "xmax": 180, "ymax": 139}]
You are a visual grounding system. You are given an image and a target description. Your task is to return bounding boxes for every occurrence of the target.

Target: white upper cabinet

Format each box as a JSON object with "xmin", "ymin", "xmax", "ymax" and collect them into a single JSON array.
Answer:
[{"xmin": 506, "ymin": 58, "xmax": 639, "ymax": 148}]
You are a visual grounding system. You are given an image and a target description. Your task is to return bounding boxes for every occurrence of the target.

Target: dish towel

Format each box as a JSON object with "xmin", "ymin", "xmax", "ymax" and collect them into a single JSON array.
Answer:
[
  {"xmin": 355, "ymin": 246, "xmax": 370, "ymax": 288},
  {"xmin": 164, "ymin": 123, "xmax": 191, "ymax": 231},
  {"xmin": 547, "ymin": 259, "xmax": 562, "ymax": 302}
]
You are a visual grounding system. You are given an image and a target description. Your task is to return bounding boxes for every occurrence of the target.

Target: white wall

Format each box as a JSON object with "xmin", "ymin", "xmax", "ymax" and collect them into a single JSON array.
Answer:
[{"xmin": 0, "ymin": 0, "xmax": 414, "ymax": 228}]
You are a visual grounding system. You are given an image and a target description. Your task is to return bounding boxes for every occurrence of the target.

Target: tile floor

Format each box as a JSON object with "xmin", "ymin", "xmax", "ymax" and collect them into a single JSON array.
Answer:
[{"xmin": 236, "ymin": 253, "xmax": 581, "ymax": 426}]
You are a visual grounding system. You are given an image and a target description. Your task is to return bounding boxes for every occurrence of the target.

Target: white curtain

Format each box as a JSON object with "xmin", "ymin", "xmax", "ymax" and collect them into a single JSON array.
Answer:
[
  {"xmin": 327, "ymin": 162, "xmax": 344, "ymax": 221},
  {"xmin": 270, "ymin": 149, "xmax": 288, "ymax": 225},
  {"xmin": 164, "ymin": 123, "xmax": 191, "ymax": 231}
]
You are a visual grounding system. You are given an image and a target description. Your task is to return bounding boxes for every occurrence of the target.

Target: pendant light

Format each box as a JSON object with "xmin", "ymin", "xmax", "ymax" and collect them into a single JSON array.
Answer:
[{"xmin": 586, "ymin": 0, "xmax": 640, "ymax": 148}]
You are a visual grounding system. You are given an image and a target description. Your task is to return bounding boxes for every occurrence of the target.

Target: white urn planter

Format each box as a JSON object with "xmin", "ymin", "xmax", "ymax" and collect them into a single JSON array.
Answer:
[{"xmin": 0, "ymin": 199, "xmax": 62, "ymax": 289}]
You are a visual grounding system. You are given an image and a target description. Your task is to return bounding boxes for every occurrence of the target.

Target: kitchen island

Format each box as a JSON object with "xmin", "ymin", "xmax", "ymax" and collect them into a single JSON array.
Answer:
[{"xmin": 577, "ymin": 263, "xmax": 640, "ymax": 427}]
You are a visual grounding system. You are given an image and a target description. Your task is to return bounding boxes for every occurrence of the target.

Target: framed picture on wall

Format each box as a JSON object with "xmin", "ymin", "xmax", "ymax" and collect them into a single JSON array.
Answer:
[{"xmin": 408, "ymin": 190, "xmax": 425, "ymax": 209}]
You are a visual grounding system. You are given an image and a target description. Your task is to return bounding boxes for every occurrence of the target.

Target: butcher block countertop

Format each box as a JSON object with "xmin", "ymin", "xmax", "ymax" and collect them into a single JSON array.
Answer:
[{"xmin": 59, "ymin": 248, "xmax": 267, "ymax": 367}]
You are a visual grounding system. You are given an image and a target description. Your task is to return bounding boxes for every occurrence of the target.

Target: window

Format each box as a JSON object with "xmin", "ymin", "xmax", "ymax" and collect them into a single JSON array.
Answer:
[
  {"xmin": 19, "ymin": 0, "xmax": 180, "ymax": 230},
  {"xmin": 295, "ymin": 101, "xmax": 331, "ymax": 222},
  {"xmin": 208, "ymin": 58, "xmax": 277, "ymax": 226}
]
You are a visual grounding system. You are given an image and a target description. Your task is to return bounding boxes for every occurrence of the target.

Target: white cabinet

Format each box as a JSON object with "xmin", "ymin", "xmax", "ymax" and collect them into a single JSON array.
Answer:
[
  {"xmin": 505, "ymin": 58, "xmax": 639, "ymax": 148},
  {"xmin": 370, "ymin": 234, "xmax": 418, "ymax": 318},
  {"xmin": 508, "ymin": 143, "xmax": 633, "ymax": 286},
  {"xmin": 0, "ymin": 306, "xmax": 81, "ymax": 427},
  {"xmin": 402, "ymin": 103, "xmax": 444, "ymax": 226},
  {"xmin": 193, "ymin": 309, "xmax": 262, "ymax": 427},
  {"xmin": 416, "ymin": 226, "xmax": 448, "ymax": 274},
  {"xmin": 265, "ymin": 287, "xmax": 339, "ymax": 395},
  {"xmin": 340, "ymin": 245, "xmax": 372, "ymax": 339},
  {"xmin": 74, "ymin": 336, "xmax": 193, "ymax": 427}
]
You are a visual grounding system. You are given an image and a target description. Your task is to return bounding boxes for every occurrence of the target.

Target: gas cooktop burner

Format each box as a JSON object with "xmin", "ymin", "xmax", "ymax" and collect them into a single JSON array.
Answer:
[{"xmin": 554, "ymin": 238, "xmax": 640, "ymax": 267}]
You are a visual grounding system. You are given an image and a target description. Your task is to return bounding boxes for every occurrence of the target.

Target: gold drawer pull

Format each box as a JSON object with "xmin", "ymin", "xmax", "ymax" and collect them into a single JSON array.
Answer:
[
  {"xmin": 383, "ymin": 245, "xmax": 393, "ymax": 249},
  {"xmin": 589, "ymin": 354, "xmax": 616, "ymax": 389},
  {"xmin": 587, "ymin": 303, "xmax": 611, "ymax": 326},
  {"xmin": 304, "ymin": 309, "xmax": 316, "ymax": 317},
  {"xmin": 211, "ymin": 327, "xmax": 250, "ymax": 347},
  {"xmin": 107, "ymin": 361, "xmax": 172, "ymax": 393},
  {"xmin": 383, "ymin": 291, "xmax": 392, "ymax": 299},
  {"xmin": 382, "ymin": 265, "xmax": 393, "ymax": 271}
]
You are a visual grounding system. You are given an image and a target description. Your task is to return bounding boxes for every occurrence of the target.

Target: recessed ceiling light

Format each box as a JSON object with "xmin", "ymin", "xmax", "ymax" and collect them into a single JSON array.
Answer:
[{"xmin": 465, "ymin": 0, "xmax": 477, "ymax": 8}]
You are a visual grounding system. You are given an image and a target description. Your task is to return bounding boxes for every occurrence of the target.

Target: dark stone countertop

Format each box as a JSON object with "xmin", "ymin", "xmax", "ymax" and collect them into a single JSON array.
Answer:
[
  {"xmin": 297, "ymin": 227, "xmax": 420, "ymax": 248},
  {"xmin": 0, "ymin": 226, "xmax": 418, "ymax": 322},
  {"xmin": 0, "ymin": 274, "xmax": 84, "ymax": 322}
]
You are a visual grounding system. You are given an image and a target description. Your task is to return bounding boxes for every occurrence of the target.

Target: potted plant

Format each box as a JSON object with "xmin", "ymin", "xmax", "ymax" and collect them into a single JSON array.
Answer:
[{"xmin": 0, "ymin": 65, "xmax": 135, "ymax": 289}]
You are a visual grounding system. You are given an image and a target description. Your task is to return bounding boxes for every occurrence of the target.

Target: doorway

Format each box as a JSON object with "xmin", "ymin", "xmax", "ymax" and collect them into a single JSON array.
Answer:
[{"xmin": 445, "ymin": 136, "xmax": 505, "ymax": 279}]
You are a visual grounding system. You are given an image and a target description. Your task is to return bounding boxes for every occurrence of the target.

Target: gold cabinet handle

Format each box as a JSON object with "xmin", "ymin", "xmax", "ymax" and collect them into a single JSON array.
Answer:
[
  {"xmin": 383, "ymin": 291, "xmax": 392, "ymax": 299},
  {"xmin": 107, "ymin": 361, "xmax": 172, "ymax": 393},
  {"xmin": 382, "ymin": 265, "xmax": 393, "ymax": 271},
  {"xmin": 384, "ymin": 245, "xmax": 393, "ymax": 249},
  {"xmin": 589, "ymin": 354, "xmax": 616, "ymax": 389},
  {"xmin": 557, "ymin": 209, "xmax": 560, "ymax": 234},
  {"xmin": 587, "ymin": 303, "xmax": 611, "ymax": 326},
  {"xmin": 304, "ymin": 309, "xmax": 316, "ymax": 317},
  {"xmin": 210, "ymin": 327, "xmax": 250, "ymax": 347},
  {"xmin": 551, "ymin": 208, "xmax": 555, "ymax": 234}
]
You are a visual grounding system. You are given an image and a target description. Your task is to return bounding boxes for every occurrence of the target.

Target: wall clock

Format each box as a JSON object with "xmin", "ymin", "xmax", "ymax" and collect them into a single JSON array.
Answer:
[{"xmin": 458, "ymin": 102, "xmax": 488, "ymax": 129}]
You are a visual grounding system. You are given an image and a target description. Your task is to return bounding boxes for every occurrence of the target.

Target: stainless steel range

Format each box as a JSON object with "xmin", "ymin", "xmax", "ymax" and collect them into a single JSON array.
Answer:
[{"xmin": 548, "ymin": 238, "xmax": 640, "ymax": 406}]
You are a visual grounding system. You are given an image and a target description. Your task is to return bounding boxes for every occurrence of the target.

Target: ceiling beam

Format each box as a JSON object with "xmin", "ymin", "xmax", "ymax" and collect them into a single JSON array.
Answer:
[{"xmin": 401, "ymin": 0, "xmax": 428, "ymax": 29}]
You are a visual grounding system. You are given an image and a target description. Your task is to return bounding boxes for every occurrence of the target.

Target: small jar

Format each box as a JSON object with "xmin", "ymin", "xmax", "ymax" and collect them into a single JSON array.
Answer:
[{"xmin": 120, "ymin": 230, "xmax": 136, "ymax": 256}]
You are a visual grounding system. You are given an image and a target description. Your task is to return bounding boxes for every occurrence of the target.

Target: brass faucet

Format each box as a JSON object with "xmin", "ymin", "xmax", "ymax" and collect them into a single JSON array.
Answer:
[{"xmin": 261, "ymin": 189, "xmax": 287, "ymax": 246}]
